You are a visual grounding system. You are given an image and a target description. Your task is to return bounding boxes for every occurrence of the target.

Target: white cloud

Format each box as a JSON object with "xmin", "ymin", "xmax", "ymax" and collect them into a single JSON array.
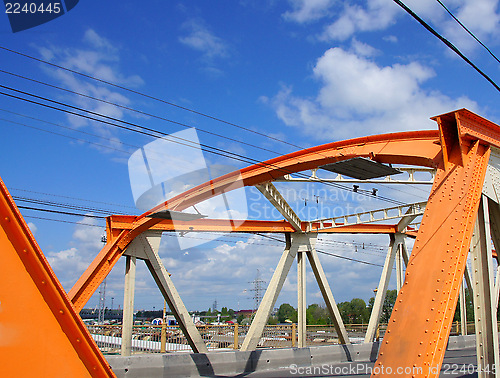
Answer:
[
  {"xmin": 27, "ymin": 222, "xmax": 37, "ymax": 235},
  {"xmin": 441, "ymin": 0, "xmax": 500, "ymax": 54},
  {"xmin": 179, "ymin": 19, "xmax": 229, "ymax": 60},
  {"xmin": 47, "ymin": 217, "xmax": 106, "ymax": 290},
  {"xmin": 315, "ymin": 0, "xmax": 499, "ymax": 52},
  {"xmin": 37, "ymin": 29, "xmax": 144, "ymax": 153},
  {"xmin": 283, "ymin": 0, "xmax": 335, "ymax": 23},
  {"xmin": 270, "ymin": 47, "xmax": 478, "ymax": 140},
  {"xmin": 319, "ymin": 0, "xmax": 399, "ymax": 41}
]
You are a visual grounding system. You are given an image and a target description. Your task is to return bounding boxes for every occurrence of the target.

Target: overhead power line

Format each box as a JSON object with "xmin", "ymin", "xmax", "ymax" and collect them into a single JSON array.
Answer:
[
  {"xmin": 0, "ymin": 45, "xmax": 305, "ymax": 151},
  {"xmin": 435, "ymin": 0, "xmax": 500, "ymax": 64},
  {"xmin": 393, "ymin": 0, "xmax": 500, "ymax": 93},
  {"xmin": 0, "ymin": 85, "xmax": 407, "ymax": 205},
  {"xmin": 0, "ymin": 48, "xmax": 421, "ymax": 204},
  {"xmin": 0, "ymin": 69, "xmax": 285, "ymax": 157}
]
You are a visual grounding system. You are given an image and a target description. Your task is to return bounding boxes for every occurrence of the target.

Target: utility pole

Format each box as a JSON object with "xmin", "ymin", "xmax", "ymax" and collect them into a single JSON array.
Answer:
[
  {"xmin": 249, "ymin": 269, "xmax": 266, "ymax": 313},
  {"xmin": 98, "ymin": 234, "xmax": 107, "ymax": 324},
  {"xmin": 212, "ymin": 299, "xmax": 218, "ymax": 313}
]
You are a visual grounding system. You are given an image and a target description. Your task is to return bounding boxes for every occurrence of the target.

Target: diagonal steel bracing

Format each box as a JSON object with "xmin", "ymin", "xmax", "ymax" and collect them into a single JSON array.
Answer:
[
  {"xmin": 241, "ymin": 233, "xmax": 349, "ymax": 351},
  {"xmin": 309, "ymin": 201, "xmax": 426, "ymax": 232},
  {"xmin": 256, "ymin": 182, "xmax": 302, "ymax": 231},
  {"xmin": 306, "ymin": 247, "xmax": 350, "ymax": 344},
  {"xmin": 123, "ymin": 232, "xmax": 208, "ymax": 354}
]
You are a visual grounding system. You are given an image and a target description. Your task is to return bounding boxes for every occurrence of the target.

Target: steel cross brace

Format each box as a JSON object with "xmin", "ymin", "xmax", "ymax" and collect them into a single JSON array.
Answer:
[
  {"xmin": 240, "ymin": 233, "xmax": 349, "ymax": 351},
  {"xmin": 121, "ymin": 232, "xmax": 208, "ymax": 354}
]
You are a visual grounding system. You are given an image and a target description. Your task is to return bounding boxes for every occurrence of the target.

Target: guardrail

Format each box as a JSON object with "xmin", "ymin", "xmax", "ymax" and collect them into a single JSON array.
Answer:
[{"xmin": 86, "ymin": 321, "xmax": 480, "ymax": 355}]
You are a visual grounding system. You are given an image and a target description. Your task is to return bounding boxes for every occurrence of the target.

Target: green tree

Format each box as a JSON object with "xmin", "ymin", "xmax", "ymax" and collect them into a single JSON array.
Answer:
[
  {"xmin": 277, "ymin": 303, "xmax": 297, "ymax": 323},
  {"xmin": 367, "ymin": 289, "xmax": 398, "ymax": 323},
  {"xmin": 267, "ymin": 316, "xmax": 278, "ymax": 325},
  {"xmin": 306, "ymin": 304, "xmax": 329, "ymax": 325},
  {"xmin": 339, "ymin": 298, "xmax": 369, "ymax": 324}
]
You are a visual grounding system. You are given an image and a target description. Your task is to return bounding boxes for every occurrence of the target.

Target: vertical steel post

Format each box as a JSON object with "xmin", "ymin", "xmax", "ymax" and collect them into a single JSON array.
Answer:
[
  {"xmin": 234, "ymin": 323, "xmax": 239, "ymax": 349},
  {"xmin": 459, "ymin": 281, "xmax": 467, "ymax": 336},
  {"xmin": 470, "ymin": 198, "xmax": 499, "ymax": 377},
  {"xmin": 121, "ymin": 255, "xmax": 136, "ymax": 356},
  {"xmin": 160, "ymin": 300, "xmax": 167, "ymax": 353},
  {"xmin": 297, "ymin": 250, "xmax": 306, "ymax": 348}
]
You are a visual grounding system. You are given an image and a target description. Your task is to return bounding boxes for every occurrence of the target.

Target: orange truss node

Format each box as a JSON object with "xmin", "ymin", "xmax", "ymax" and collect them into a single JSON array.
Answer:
[{"xmin": 0, "ymin": 178, "xmax": 115, "ymax": 377}]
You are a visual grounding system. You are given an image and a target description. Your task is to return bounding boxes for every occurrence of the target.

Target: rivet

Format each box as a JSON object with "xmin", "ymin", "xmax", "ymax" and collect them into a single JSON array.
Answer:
[
  {"xmin": 23, "ymin": 249, "xmax": 28, "ymax": 253},
  {"xmin": 41, "ymin": 280, "xmax": 46, "ymax": 285},
  {"xmin": 4, "ymin": 217, "xmax": 10, "ymax": 222},
  {"xmin": 76, "ymin": 338, "xmax": 81, "ymax": 343},
  {"xmin": 59, "ymin": 310, "xmax": 64, "ymax": 315}
]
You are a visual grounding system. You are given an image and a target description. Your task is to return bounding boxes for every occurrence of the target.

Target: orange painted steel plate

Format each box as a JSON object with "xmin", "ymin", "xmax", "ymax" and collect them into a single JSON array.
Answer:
[
  {"xmin": 107, "ymin": 215, "xmax": 398, "ymax": 235},
  {"xmin": 374, "ymin": 141, "xmax": 490, "ymax": 376},
  {"xmin": 0, "ymin": 177, "xmax": 115, "ymax": 378}
]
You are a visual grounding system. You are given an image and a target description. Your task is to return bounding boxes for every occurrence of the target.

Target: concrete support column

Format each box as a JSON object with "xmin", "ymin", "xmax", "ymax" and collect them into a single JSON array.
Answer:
[
  {"xmin": 297, "ymin": 250, "xmax": 306, "ymax": 348},
  {"xmin": 121, "ymin": 255, "xmax": 136, "ymax": 356}
]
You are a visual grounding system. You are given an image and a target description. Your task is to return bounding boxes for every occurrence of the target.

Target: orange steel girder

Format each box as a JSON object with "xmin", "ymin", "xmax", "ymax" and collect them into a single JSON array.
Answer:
[
  {"xmin": 374, "ymin": 110, "xmax": 496, "ymax": 376},
  {"xmin": 106, "ymin": 215, "xmax": 400, "ymax": 236},
  {"xmin": 69, "ymin": 130, "xmax": 441, "ymax": 311},
  {"xmin": 0, "ymin": 178, "xmax": 115, "ymax": 377}
]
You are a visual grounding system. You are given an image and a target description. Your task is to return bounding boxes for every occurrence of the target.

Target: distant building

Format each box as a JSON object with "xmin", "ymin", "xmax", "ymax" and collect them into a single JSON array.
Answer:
[{"xmin": 235, "ymin": 309, "xmax": 254, "ymax": 318}]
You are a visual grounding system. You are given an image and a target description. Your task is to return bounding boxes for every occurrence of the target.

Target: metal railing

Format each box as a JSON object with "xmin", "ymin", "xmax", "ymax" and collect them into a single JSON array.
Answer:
[{"xmin": 86, "ymin": 321, "xmax": 484, "ymax": 355}]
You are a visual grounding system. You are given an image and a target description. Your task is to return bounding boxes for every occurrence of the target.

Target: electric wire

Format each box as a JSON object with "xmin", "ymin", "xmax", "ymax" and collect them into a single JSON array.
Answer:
[
  {"xmin": 24, "ymin": 215, "xmax": 104, "ymax": 228},
  {"xmin": 0, "ymin": 86, "xmax": 407, "ymax": 205},
  {"xmin": 435, "ymin": 0, "xmax": 500, "ymax": 64},
  {"xmin": 0, "ymin": 69, "xmax": 285, "ymax": 157},
  {"xmin": 256, "ymin": 233, "xmax": 386, "ymax": 267},
  {"xmin": 0, "ymin": 47, "xmax": 420, "ymax": 205},
  {"xmin": 0, "ymin": 45, "xmax": 305, "ymax": 150},
  {"xmin": 18, "ymin": 205, "xmax": 106, "ymax": 219},
  {"xmin": 393, "ymin": 0, "xmax": 500, "ymax": 93},
  {"xmin": 10, "ymin": 187, "xmax": 138, "ymax": 211}
]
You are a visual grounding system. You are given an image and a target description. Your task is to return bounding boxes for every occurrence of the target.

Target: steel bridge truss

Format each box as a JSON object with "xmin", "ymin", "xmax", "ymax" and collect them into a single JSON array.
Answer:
[{"xmin": 3, "ymin": 109, "xmax": 500, "ymax": 377}]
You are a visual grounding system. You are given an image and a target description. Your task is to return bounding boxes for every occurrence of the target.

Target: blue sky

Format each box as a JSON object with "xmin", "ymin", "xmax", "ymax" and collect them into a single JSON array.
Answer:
[{"xmin": 0, "ymin": 0, "xmax": 498, "ymax": 313}]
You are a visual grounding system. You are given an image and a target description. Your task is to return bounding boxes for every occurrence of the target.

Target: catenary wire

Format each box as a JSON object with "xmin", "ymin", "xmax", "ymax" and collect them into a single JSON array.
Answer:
[
  {"xmin": 393, "ymin": 0, "xmax": 500, "ymax": 92},
  {"xmin": 0, "ymin": 45, "xmax": 306, "ymax": 150},
  {"xmin": 0, "ymin": 69, "xmax": 286, "ymax": 157},
  {"xmin": 0, "ymin": 87, "xmax": 407, "ymax": 205},
  {"xmin": 435, "ymin": 0, "xmax": 500, "ymax": 64},
  {"xmin": 0, "ymin": 47, "xmax": 425, "ymax": 204}
]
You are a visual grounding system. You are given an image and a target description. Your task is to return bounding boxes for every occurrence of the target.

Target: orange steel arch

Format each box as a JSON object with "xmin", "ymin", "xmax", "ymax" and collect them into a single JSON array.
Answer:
[
  {"xmin": 65, "ymin": 108, "xmax": 500, "ymax": 376},
  {"xmin": 69, "ymin": 129, "xmax": 441, "ymax": 311}
]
